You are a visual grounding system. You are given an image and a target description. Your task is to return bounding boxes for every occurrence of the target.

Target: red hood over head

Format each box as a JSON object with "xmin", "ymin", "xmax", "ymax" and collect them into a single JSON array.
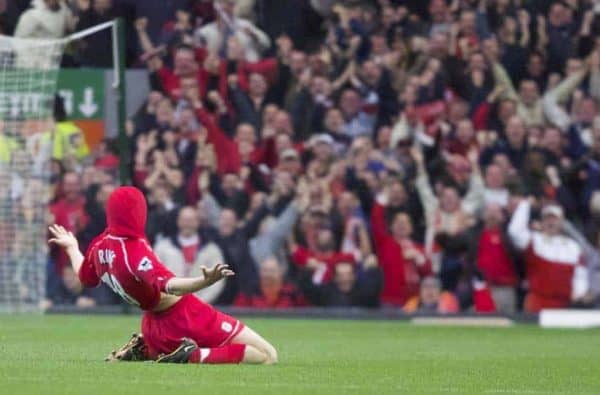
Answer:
[{"xmin": 106, "ymin": 186, "xmax": 147, "ymax": 238}]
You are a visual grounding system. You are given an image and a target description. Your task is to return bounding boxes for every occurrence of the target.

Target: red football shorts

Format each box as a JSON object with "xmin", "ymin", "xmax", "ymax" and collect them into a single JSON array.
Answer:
[{"xmin": 141, "ymin": 294, "xmax": 245, "ymax": 358}]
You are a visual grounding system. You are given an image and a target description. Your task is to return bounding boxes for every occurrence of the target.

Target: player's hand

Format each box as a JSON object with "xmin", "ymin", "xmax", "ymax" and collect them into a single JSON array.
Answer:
[
  {"xmin": 48, "ymin": 224, "xmax": 78, "ymax": 251},
  {"xmin": 201, "ymin": 263, "xmax": 234, "ymax": 286}
]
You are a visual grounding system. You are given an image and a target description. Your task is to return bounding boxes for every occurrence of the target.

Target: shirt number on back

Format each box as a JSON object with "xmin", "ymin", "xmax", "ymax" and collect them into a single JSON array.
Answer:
[{"xmin": 101, "ymin": 272, "xmax": 139, "ymax": 306}]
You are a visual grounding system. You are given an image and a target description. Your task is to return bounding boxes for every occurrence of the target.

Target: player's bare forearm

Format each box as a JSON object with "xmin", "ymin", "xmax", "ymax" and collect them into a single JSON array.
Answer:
[
  {"xmin": 65, "ymin": 245, "xmax": 85, "ymax": 275},
  {"xmin": 165, "ymin": 277, "xmax": 212, "ymax": 296},
  {"xmin": 48, "ymin": 224, "xmax": 84, "ymax": 274},
  {"xmin": 165, "ymin": 264, "xmax": 234, "ymax": 296}
]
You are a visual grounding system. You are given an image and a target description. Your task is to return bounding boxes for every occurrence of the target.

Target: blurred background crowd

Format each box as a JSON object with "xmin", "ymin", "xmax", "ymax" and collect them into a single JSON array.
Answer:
[{"xmin": 2, "ymin": 0, "xmax": 600, "ymax": 314}]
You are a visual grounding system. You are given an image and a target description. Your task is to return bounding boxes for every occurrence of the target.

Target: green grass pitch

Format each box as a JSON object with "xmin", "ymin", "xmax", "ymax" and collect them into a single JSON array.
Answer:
[{"xmin": 1, "ymin": 315, "xmax": 600, "ymax": 394}]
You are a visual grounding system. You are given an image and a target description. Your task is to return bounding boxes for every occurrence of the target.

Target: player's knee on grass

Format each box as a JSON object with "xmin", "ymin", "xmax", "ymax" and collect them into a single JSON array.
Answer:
[
  {"xmin": 243, "ymin": 345, "xmax": 268, "ymax": 364},
  {"xmin": 263, "ymin": 342, "xmax": 278, "ymax": 365},
  {"xmin": 242, "ymin": 343, "xmax": 277, "ymax": 365},
  {"xmin": 233, "ymin": 326, "xmax": 278, "ymax": 364}
]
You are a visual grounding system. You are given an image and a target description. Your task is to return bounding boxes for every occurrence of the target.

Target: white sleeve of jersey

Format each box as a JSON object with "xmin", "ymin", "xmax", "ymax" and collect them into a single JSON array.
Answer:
[
  {"xmin": 572, "ymin": 263, "xmax": 590, "ymax": 300},
  {"xmin": 508, "ymin": 200, "xmax": 532, "ymax": 250}
]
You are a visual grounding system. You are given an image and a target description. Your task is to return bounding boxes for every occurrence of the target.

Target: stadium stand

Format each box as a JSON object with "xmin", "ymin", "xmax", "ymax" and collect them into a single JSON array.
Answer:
[{"xmin": 2, "ymin": 0, "xmax": 600, "ymax": 315}]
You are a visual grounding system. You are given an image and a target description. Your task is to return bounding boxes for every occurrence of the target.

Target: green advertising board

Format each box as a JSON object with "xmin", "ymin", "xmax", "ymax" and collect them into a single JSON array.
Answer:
[
  {"xmin": 56, "ymin": 69, "xmax": 104, "ymax": 120},
  {"xmin": 0, "ymin": 69, "xmax": 104, "ymax": 121}
]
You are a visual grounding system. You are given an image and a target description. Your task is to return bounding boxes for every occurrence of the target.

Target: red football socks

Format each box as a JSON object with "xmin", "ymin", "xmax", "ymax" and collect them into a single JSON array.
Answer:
[{"xmin": 188, "ymin": 344, "xmax": 246, "ymax": 364}]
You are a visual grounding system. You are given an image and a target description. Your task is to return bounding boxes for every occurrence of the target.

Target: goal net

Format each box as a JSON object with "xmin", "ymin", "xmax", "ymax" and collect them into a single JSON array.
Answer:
[
  {"xmin": 0, "ymin": 22, "xmax": 119, "ymax": 312},
  {"xmin": 0, "ymin": 36, "xmax": 65, "ymax": 312}
]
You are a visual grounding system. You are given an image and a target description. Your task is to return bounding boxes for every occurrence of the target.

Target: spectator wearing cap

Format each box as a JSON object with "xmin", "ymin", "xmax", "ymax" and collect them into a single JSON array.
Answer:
[{"xmin": 508, "ymin": 198, "xmax": 588, "ymax": 312}]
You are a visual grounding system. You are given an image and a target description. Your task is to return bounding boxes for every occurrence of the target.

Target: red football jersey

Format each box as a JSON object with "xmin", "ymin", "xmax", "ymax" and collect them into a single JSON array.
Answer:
[
  {"xmin": 79, "ymin": 234, "xmax": 175, "ymax": 311},
  {"xmin": 77, "ymin": 186, "xmax": 176, "ymax": 311}
]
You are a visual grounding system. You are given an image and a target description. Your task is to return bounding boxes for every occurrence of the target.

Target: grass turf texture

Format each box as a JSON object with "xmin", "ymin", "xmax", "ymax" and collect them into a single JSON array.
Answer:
[{"xmin": 1, "ymin": 316, "xmax": 599, "ymax": 395}]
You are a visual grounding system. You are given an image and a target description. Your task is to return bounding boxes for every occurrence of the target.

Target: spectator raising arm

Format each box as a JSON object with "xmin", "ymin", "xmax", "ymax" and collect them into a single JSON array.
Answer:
[
  {"xmin": 411, "ymin": 146, "xmax": 438, "ymax": 225},
  {"xmin": 589, "ymin": 51, "xmax": 600, "ymax": 102},
  {"xmin": 507, "ymin": 198, "xmax": 533, "ymax": 250},
  {"xmin": 135, "ymin": 18, "xmax": 156, "ymax": 55},
  {"xmin": 461, "ymin": 149, "xmax": 486, "ymax": 215},
  {"xmin": 542, "ymin": 66, "xmax": 589, "ymax": 130},
  {"xmin": 194, "ymin": 102, "xmax": 242, "ymax": 174},
  {"xmin": 371, "ymin": 194, "xmax": 393, "ymax": 249},
  {"xmin": 239, "ymin": 20, "xmax": 271, "ymax": 53}
]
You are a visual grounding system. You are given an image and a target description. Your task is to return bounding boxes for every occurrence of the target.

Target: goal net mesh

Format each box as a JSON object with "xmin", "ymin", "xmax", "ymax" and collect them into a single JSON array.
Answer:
[{"xmin": 0, "ymin": 36, "xmax": 65, "ymax": 312}]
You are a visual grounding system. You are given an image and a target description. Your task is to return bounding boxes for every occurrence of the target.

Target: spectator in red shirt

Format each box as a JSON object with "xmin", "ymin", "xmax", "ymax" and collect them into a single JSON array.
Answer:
[
  {"xmin": 50, "ymin": 172, "xmax": 89, "ymax": 275},
  {"xmin": 153, "ymin": 44, "xmax": 206, "ymax": 100},
  {"xmin": 470, "ymin": 203, "xmax": 518, "ymax": 313},
  {"xmin": 371, "ymin": 193, "xmax": 432, "ymax": 307},
  {"xmin": 291, "ymin": 225, "xmax": 355, "ymax": 285}
]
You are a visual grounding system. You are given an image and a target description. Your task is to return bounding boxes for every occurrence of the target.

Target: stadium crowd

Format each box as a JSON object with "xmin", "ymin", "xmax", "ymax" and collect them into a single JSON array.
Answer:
[{"xmin": 2, "ymin": 0, "xmax": 600, "ymax": 314}]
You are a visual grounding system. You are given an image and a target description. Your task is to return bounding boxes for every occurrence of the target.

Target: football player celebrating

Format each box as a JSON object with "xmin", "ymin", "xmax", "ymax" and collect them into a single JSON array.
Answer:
[{"xmin": 49, "ymin": 186, "xmax": 277, "ymax": 364}]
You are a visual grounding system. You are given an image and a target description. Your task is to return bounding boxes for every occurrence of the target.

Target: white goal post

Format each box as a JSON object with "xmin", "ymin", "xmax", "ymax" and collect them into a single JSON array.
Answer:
[{"xmin": 0, "ymin": 20, "xmax": 123, "ymax": 312}]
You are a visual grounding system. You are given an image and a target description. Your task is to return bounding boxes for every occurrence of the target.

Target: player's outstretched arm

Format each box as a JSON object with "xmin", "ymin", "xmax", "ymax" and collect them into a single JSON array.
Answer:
[
  {"xmin": 165, "ymin": 264, "xmax": 234, "ymax": 296},
  {"xmin": 48, "ymin": 224, "xmax": 84, "ymax": 274}
]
